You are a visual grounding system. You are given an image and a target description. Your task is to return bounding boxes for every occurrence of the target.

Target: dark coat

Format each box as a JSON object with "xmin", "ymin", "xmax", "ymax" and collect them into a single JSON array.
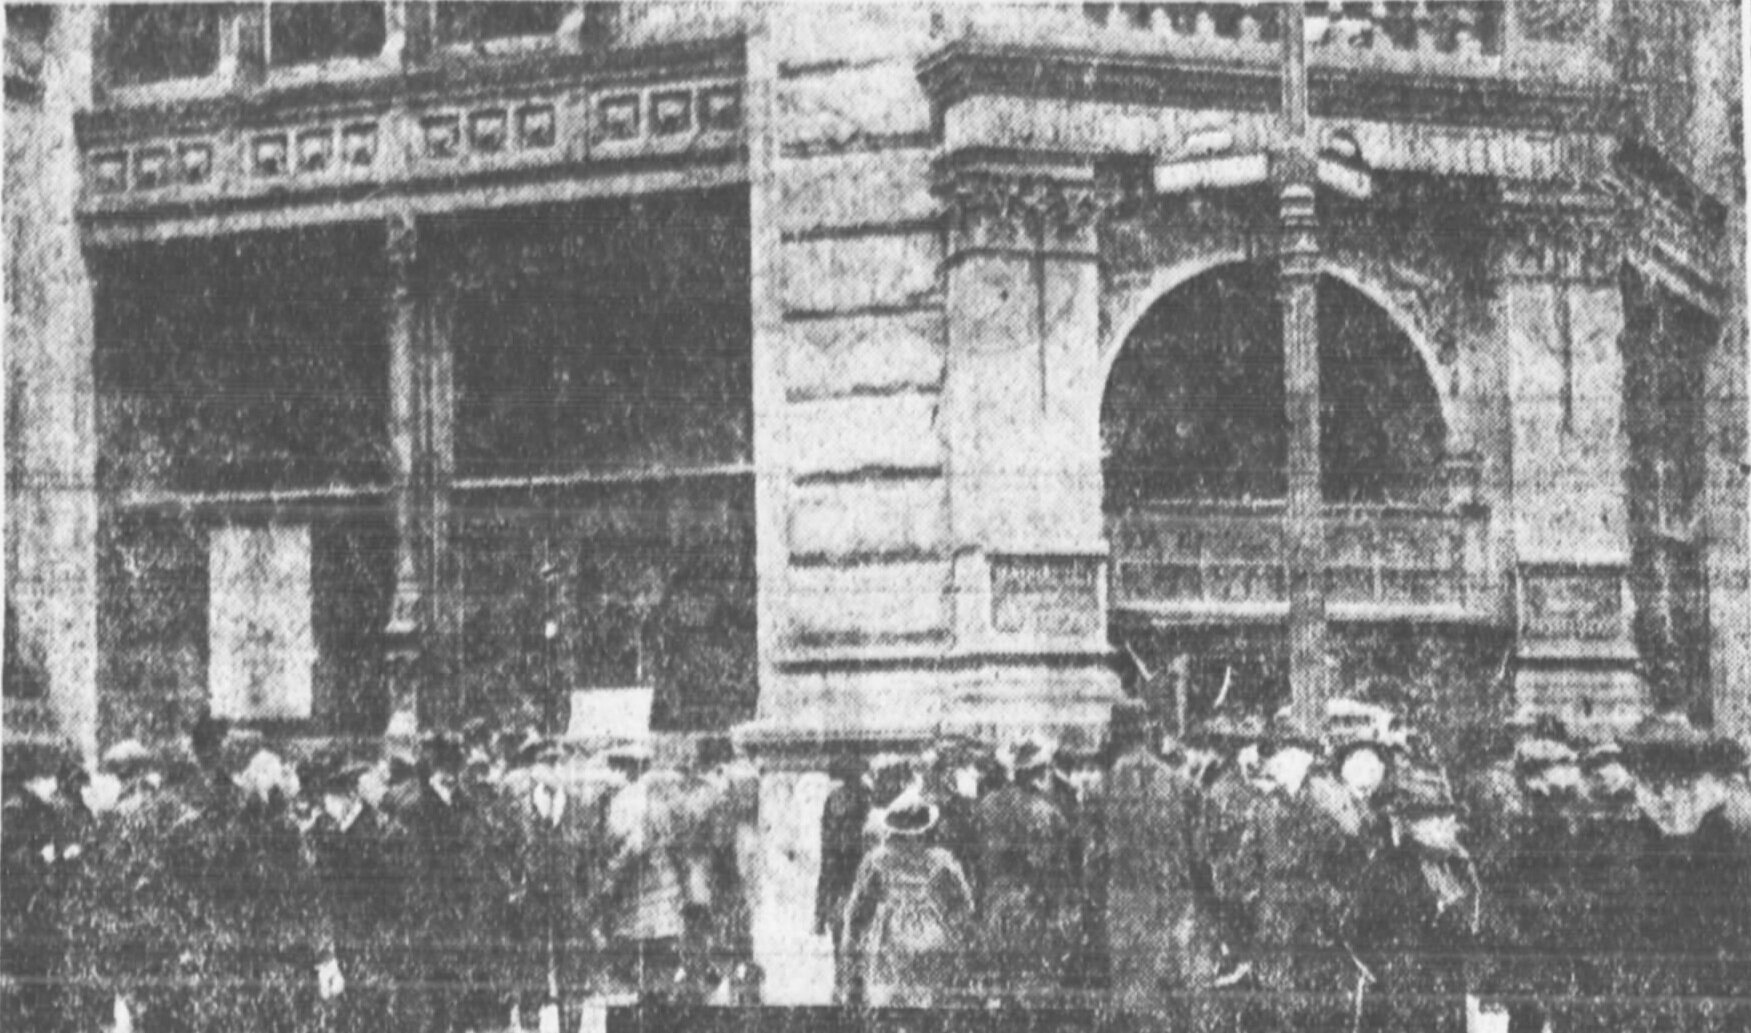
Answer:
[
  {"xmin": 495, "ymin": 767, "xmax": 610, "ymax": 996},
  {"xmin": 306, "ymin": 803, "xmax": 405, "ymax": 973},
  {"xmin": 973, "ymin": 783, "xmax": 1073, "ymax": 998},
  {"xmin": 1097, "ymin": 746, "xmax": 1205, "ymax": 1011},
  {"xmin": 815, "ymin": 780, "xmax": 871, "ymax": 940},
  {"xmin": 305, "ymin": 802, "xmax": 405, "ymax": 1033}
]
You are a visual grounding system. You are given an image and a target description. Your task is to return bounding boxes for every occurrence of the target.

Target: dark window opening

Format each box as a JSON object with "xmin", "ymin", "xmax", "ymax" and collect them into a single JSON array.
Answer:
[
  {"xmin": 104, "ymin": 4, "xmax": 222, "ymax": 85},
  {"xmin": 443, "ymin": 190, "xmax": 752, "ymax": 478},
  {"xmin": 455, "ymin": 482, "xmax": 756, "ymax": 733},
  {"xmin": 269, "ymin": 2, "xmax": 387, "ymax": 67},
  {"xmin": 436, "ymin": 2, "xmax": 569, "ymax": 45},
  {"xmin": 93, "ymin": 225, "xmax": 391, "ymax": 495}
]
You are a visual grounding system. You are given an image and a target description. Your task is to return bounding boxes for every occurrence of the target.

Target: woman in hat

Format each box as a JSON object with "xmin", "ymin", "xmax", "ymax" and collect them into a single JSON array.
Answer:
[{"xmin": 841, "ymin": 794, "xmax": 975, "ymax": 1009}]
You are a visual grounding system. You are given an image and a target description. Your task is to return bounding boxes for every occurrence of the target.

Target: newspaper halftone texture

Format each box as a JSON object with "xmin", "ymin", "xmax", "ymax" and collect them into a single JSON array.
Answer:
[{"xmin": 5, "ymin": 3, "xmax": 1749, "ymax": 1032}]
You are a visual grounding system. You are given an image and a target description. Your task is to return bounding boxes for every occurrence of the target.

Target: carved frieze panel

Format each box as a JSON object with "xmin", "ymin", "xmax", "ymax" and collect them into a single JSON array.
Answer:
[
  {"xmin": 1520, "ymin": 563, "xmax": 1627, "ymax": 643},
  {"xmin": 77, "ymin": 33, "xmax": 746, "ymax": 221},
  {"xmin": 1493, "ymin": 191, "xmax": 1625, "ymax": 284},
  {"xmin": 991, "ymin": 554, "xmax": 1104, "ymax": 640}
]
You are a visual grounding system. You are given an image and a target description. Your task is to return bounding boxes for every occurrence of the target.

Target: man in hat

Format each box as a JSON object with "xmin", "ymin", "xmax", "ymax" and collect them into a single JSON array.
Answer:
[
  {"xmin": 816, "ymin": 751, "xmax": 871, "ymax": 1003},
  {"xmin": 1464, "ymin": 710, "xmax": 1581, "ymax": 1033},
  {"xmin": 1233, "ymin": 716, "xmax": 1366, "ymax": 1032},
  {"xmin": 303, "ymin": 749, "xmax": 405, "ymax": 1033},
  {"xmin": 395, "ymin": 731, "xmax": 497, "ymax": 1032},
  {"xmin": 500, "ymin": 734, "xmax": 604, "ymax": 1031},
  {"xmin": 842, "ymin": 793, "xmax": 976, "ymax": 1008},
  {"xmin": 973, "ymin": 735, "xmax": 1075, "ymax": 1007},
  {"xmin": 1095, "ymin": 701, "xmax": 1207, "ymax": 1016}
]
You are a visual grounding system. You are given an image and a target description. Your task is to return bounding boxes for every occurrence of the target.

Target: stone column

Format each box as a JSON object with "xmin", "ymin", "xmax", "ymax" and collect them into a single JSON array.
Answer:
[
  {"xmin": 6, "ymin": 7, "xmax": 100, "ymax": 758},
  {"xmin": 1496, "ymin": 195, "xmax": 1643, "ymax": 728},
  {"xmin": 1706, "ymin": 195, "xmax": 1749, "ymax": 736}
]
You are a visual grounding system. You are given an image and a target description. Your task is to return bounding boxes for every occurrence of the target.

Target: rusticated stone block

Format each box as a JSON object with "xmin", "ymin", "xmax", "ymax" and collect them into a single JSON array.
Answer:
[
  {"xmin": 779, "ymin": 62, "xmax": 933, "ymax": 148},
  {"xmin": 783, "ymin": 559, "xmax": 950, "ymax": 644},
  {"xmin": 787, "ymin": 310, "xmax": 944, "ymax": 398},
  {"xmin": 782, "ymin": 233, "xmax": 941, "ymax": 312},
  {"xmin": 779, "ymin": 149, "xmax": 937, "ymax": 232},
  {"xmin": 787, "ymin": 393, "xmax": 941, "ymax": 475},
  {"xmin": 788, "ymin": 476, "xmax": 947, "ymax": 559}
]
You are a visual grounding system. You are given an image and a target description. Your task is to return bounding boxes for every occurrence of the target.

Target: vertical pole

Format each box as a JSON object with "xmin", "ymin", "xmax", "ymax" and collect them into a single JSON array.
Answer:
[
  {"xmin": 1280, "ymin": 2, "xmax": 1330, "ymax": 726},
  {"xmin": 384, "ymin": 210, "xmax": 425, "ymax": 731}
]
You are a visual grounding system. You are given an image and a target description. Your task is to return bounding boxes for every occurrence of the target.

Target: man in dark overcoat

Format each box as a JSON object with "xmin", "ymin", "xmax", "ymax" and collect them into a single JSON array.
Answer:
[
  {"xmin": 392, "ymin": 732, "xmax": 500, "ymax": 1033},
  {"xmin": 303, "ymin": 750, "xmax": 406, "ymax": 1033},
  {"xmin": 1097, "ymin": 702, "xmax": 1205, "ymax": 1017},
  {"xmin": 973, "ymin": 737, "xmax": 1074, "ymax": 1006}
]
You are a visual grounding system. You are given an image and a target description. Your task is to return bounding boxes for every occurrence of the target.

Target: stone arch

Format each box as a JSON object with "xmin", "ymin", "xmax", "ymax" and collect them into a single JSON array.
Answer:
[
  {"xmin": 1101, "ymin": 255, "xmax": 1457, "ymax": 433},
  {"xmin": 1099, "ymin": 260, "xmax": 1451, "ymax": 507}
]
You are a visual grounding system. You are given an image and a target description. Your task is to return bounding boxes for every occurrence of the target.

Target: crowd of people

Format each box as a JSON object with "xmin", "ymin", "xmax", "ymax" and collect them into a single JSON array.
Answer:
[
  {"xmin": 2, "ymin": 713, "xmax": 759, "ymax": 1033},
  {"xmin": 4, "ymin": 697, "xmax": 1751, "ymax": 1033},
  {"xmin": 814, "ymin": 701, "xmax": 1751, "ymax": 1031}
]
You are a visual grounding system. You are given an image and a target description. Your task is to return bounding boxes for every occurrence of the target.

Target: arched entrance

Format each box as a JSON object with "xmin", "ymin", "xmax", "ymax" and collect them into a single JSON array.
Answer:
[
  {"xmin": 1102, "ymin": 262, "xmax": 1476, "ymax": 719},
  {"xmin": 1102, "ymin": 262, "xmax": 1447, "ymax": 508}
]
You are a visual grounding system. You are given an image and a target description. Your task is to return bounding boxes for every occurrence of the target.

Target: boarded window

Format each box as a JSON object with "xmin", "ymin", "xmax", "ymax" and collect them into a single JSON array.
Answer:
[{"xmin": 208, "ymin": 525, "xmax": 316, "ymax": 722}]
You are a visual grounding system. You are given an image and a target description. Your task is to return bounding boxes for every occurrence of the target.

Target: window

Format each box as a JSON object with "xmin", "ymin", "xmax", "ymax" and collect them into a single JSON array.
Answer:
[
  {"xmin": 437, "ymin": 2, "xmax": 570, "ymax": 45},
  {"xmin": 269, "ymin": 2, "xmax": 387, "ymax": 67},
  {"xmin": 104, "ymin": 4, "xmax": 222, "ymax": 85}
]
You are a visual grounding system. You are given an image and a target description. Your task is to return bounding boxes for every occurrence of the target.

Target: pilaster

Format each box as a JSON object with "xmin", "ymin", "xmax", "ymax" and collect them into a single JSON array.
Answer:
[
  {"xmin": 937, "ymin": 152, "xmax": 1118, "ymax": 660},
  {"xmin": 1495, "ymin": 190, "xmax": 1644, "ymax": 728},
  {"xmin": 5, "ymin": 7, "xmax": 100, "ymax": 758}
]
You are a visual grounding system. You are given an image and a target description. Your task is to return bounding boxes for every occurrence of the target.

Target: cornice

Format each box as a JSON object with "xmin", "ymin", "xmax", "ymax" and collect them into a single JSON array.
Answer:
[
  {"xmin": 77, "ymin": 35, "xmax": 744, "ymax": 146},
  {"xmin": 917, "ymin": 40, "xmax": 1623, "ymax": 136}
]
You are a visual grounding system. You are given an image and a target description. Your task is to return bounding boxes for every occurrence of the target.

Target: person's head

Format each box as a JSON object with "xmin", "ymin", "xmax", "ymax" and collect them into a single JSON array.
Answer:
[
  {"xmin": 868, "ymin": 754, "xmax": 915, "ymax": 807},
  {"xmin": 1581, "ymin": 741, "xmax": 1635, "ymax": 797},
  {"xmin": 319, "ymin": 759, "xmax": 371, "ymax": 822},
  {"xmin": 827, "ymin": 751, "xmax": 867, "ymax": 788},
  {"xmin": 606, "ymin": 742, "xmax": 653, "ymax": 782},
  {"xmin": 421, "ymin": 732, "xmax": 466, "ymax": 795},
  {"xmin": 188, "ymin": 709, "xmax": 232, "ymax": 773},
  {"xmin": 101, "ymin": 739, "xmax": 162, "ymax": 791},
  {"xmin": 5, "ymin": 739, "xmax": 74, "ymax": 801},
  {"xmin": 1109, "ymin": 700, "xmax": 1153, "ymax": 756},
  {"xmin": 695, "ymin": 735, "xmax": 734, "ymax": 774},
  {"xmin": 237, "ymin": 748, "xmax": 297, "ymax": 808},
  {"xmin": 882, "ymin": 790, "xmax": 938, "ymax": 840},
  {"xmin": 1332, "ymin": 740, "xmax": 1392, "ymax": 799},
  {"xmin": 1006, "ymin": 737, "xmax": 1055, "ymax": 791}
]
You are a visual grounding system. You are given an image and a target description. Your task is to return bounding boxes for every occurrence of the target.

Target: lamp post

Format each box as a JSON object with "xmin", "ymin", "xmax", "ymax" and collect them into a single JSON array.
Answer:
[{"xmin": 1279, "ymin": 2, "xmax": 1330, "ymax": 727}]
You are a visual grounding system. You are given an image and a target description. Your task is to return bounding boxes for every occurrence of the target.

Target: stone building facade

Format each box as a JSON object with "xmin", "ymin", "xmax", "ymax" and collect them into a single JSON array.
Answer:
[{"xmin": 3, "ymin": 0, "xmax": 1747, "ymax": 999}]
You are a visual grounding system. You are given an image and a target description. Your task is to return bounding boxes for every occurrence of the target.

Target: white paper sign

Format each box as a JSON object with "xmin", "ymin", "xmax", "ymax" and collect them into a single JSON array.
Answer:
[
  {"xmin": 208, "ymin": 525, "xmax": 315, "ymax": 721},
  {"xmin": 565, "ymin": 687, "xmax": 653, "ymax": 743}
]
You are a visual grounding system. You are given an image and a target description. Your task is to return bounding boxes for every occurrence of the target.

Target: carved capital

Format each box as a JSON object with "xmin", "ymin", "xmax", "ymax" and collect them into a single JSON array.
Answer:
[
  {"xmin": 935, "ymin": 153, "xmax": 1122, "ymax": 257},
  {"xmin": 1494, "ymin": 200, "xmax": 1623, "ymax": 283}
]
